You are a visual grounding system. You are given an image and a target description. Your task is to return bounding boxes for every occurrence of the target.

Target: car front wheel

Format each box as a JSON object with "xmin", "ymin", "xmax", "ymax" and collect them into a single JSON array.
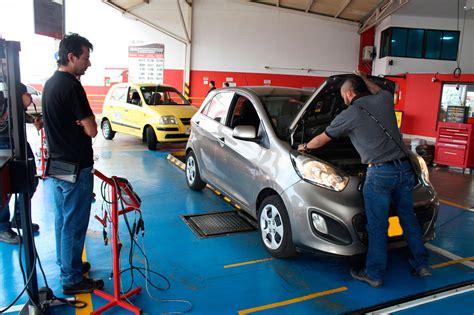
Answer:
[
  {"xmin": 185, "ymin": 151, "xmax": 206, "ymax": 191},
  {"xmin": 101, "ymin": 119, "xmax": 115, "ymax": 140},
  {"xmin": 258, "ymin": 196, "xmax": 296, "ymax": 258},
  {"xmin": 146, "ymin": 127, "xmax": 157, "ymax": 150}
]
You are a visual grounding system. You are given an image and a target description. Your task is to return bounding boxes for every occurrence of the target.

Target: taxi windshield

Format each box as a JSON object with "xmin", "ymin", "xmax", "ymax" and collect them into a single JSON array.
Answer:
[{"xmin": 140, "ymin": 86, "xmax": 190, "ymax": 106}]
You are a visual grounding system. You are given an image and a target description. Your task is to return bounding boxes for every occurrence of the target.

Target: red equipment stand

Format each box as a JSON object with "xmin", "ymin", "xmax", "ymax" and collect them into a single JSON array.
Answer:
[
  {"xmin": 39, "ymin": 128, "xmax": 46, "ymax": 178},
  {"xmin": 91, "ymin": 169, "xmax": 142, "ymax": 315}
]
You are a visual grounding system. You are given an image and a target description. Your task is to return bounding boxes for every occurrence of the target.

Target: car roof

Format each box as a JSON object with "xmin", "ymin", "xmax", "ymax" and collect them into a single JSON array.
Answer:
[
  {"xmin": 227, "ymin": 86, "xmax": 313, "ymax": 97},
  {"xmin": 112, "ymin": 83, "xmax": 177, "ymax": 89}
]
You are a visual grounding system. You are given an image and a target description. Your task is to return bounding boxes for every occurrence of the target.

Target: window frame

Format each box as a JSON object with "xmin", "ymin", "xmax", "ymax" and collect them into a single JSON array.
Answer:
[{"xmin": 379, "ymin": 27, "xmax": 460, "ymax": 61}]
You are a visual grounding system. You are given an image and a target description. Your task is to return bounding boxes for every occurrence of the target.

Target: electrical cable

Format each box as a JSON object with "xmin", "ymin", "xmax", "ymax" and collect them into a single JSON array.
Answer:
[
  {"xmin": 97, "ymin": 176, "xmax": 192, "ymax": 313},
  {"xmin": 453, "ymin": 0, "xmax": 467, "ymax": 79}
]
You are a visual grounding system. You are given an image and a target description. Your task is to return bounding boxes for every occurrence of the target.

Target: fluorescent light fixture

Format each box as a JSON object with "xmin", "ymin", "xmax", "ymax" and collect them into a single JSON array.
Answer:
[
  {"xmin": 391, "ymin": 40, "xmax": 396, "ymax": 43},
  {"xmin": 442, "ymin": 36, "xmax": 454, "ymax": 40}
]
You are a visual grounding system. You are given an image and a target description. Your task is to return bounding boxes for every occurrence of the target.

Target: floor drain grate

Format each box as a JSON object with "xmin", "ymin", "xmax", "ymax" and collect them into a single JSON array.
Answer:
[{"xmin": 182, "ymin": 211, "xmax": 256, "ymax": 238}]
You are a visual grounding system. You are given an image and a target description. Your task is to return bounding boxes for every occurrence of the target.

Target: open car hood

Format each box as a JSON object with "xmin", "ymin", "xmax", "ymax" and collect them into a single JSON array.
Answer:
[{"xmin": 289, "ymin": 74, "xmax": 395, "ymax": 144}]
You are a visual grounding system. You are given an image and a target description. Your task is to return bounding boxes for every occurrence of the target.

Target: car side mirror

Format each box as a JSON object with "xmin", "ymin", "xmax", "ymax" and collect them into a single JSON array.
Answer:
[{"xmin": 232, "ymin": 125, "xmax": 257, "ymax": 141}]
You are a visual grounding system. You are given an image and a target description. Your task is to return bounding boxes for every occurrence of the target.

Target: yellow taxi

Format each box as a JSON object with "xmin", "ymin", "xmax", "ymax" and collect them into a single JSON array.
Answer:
[{"xmin": 101, "ymin": 83, "xmax": 197, "ymax": 150}]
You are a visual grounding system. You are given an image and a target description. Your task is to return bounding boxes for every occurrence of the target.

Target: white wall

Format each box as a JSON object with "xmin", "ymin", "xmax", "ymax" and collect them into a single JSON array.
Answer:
[
  {"xmin": 373, "ymin": 14, "xmax": 474, "ymax": 75},
  {"xmin": 1, "ymin": 0, "xmax": 361, "ymax": 85},
  {"xmin": 191, "ymin": 0, "xmax": 360, "ymax": 77},
  {"xmin": 0, "ymin": 0, "xmax": 186, "ymax": 86}
]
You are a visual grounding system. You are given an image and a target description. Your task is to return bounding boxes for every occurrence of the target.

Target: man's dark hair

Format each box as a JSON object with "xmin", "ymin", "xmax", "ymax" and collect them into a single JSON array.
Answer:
[
  {"xmin": 210, "ymin": 80, "xmax": 215, "ymax": 86},
  {"xmin": 342, "ymin": 74, "xmax": 369, "ymax": 95},
  {"xmin": 18, "ymin": 83, "xmax": 27, "ymax": 95},
  {"xmin": 57, "ymin": 33, "xmax": 93, "ymax": 67}
]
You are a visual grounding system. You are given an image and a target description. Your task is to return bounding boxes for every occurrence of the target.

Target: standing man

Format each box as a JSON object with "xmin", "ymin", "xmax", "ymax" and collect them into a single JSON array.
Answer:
[
  {"xmin": 0, "ymin": 83, "xmax": 41, "ymax": 244},
  {"xmin": 43, "ymin": 33, "xmax": 103, "ymax": 294},
  {"xmin": 298, "ymin": 72, "xmax": 430, "ymax": 288},
  {"xmin": 207, "ymin": 80, "xmax": 216, "ymax": 95}
]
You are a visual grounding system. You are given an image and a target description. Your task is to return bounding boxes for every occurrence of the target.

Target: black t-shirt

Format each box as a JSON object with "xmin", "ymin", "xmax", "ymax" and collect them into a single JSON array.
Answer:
[{"xmin": 43, "ymin": 71, "xmax": 94, "ymax": 168}]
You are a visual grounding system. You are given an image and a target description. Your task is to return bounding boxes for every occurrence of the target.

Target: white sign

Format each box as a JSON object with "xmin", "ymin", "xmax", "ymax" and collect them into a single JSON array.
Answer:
[{"xmin": 128, "ymin": 43, "xmax": 165, "ymax": 84}]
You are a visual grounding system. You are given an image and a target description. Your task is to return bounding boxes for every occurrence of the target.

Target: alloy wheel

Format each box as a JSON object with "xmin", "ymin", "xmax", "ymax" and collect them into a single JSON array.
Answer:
[{"xmin": 260, "ymin": 204, "xmax": 284, "ymax": 250}]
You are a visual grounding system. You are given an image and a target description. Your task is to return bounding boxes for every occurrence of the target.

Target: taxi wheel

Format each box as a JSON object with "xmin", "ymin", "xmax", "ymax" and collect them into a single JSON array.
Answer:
[
  {"xmin": 146, "ymin": 127, "xmax": 157, "ymax": 150},
  {"xmin": 101, "ymin": 119, "xmax": 115, "ymax": 140},
  {"xmin": 258, "ymin": 196, "xmax": 296, "ymax": 258},
  {"xmin": 186, "ymin": 151, "xmax": 206, "ymax": 191}
]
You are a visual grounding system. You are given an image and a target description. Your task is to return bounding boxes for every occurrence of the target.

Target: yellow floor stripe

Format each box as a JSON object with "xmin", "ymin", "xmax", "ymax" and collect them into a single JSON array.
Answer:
[
  {"xmin": 431, "ymin": 256, "xmax": 474, "ymax": 269},
  {"xmin": 224, "ymin": 258, "xmax": 273, "ymax": 269},
  {"xmin": 238, "ymin": 287, "xmax": 348, "ymax": 315},
  {"xmin": 76, "ymin": 248, "xmax": 94, "ymax": 314},
  {"xmin": 439, "ymin": 199, "xmax": 472, "ymax": 211}
]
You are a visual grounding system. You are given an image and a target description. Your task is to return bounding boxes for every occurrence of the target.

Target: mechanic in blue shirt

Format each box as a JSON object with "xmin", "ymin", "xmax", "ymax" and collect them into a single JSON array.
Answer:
[{"xmin": 298, "ymin": 71, "xmax": 431, "ymax": 288}]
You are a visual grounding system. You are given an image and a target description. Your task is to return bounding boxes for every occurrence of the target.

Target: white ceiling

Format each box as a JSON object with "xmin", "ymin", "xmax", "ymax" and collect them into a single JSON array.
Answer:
[{"xmin": 396, "ymin": 0, "xmax": 474, "ymax": 19}]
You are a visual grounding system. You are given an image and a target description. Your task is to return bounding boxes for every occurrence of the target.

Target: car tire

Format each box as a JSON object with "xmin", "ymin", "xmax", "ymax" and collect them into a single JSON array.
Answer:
[
  {"xmin": 101, "ymin": 119, "xmax": 115, "ymax": 140},
  {"xmin": 258, "ymin": 195, "xmax": 296, "ymax": 258},
  {"xmin": 146, "ymin": 127, "xmax": 157, "ymax": 150},
  {"xmin": 185, "ymin": 151, "xmax": 206, "ymax": 191}
]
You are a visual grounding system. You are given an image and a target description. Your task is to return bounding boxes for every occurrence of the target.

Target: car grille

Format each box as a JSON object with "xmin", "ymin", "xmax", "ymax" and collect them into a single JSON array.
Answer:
[
  {"xmin": 165, "ymin": 134, "xmax": 189, "ymax": 139},
  {"xmin": 157, "ymin": 127, "xmax": 179, "ymax": 131},
  {"xmin": 352, "ymin": 204, "xmax": 436, "ymax": 245},
  {"xmin": 180, "ymin": 118, "xmax": 191, "ymax": 125}
]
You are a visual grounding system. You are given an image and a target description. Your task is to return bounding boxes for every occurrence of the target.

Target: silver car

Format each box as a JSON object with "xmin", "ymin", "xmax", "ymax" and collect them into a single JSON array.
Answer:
[{"xmin": 185, "ymin": 75, "xmax": 438, "ymax": 258}]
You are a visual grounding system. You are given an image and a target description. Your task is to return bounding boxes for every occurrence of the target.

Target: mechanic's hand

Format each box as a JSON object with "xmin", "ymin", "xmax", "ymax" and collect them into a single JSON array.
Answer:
[
  {"xmin": 33, "ymin": 117, "xmax": 43, "ymax": 130},
  {"xmin": 297, "ymin": 143, "xmax": 306, "ymax": 152},
  {"xmin": 354, "ymin": 69, "xmax": 368, "ymax": 79}
]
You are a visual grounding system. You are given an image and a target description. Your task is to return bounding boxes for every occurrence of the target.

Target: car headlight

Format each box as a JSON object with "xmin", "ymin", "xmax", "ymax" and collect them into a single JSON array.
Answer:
[
  {"xmin": 159, "ymin": 116, "xmax": 177, "ymax": 125},
  {"xmin": 291, "ymin": 151, "xmax": 349, "ymax": 192},
  {"xmin": 416, "ymin": 155, "xmax": 430, "ymax": 184}
]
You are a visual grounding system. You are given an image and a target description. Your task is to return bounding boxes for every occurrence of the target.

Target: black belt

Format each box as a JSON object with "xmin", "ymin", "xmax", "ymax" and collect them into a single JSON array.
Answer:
[{"xmin": 368, "ymin": 156, "xmax": 409, "ymax": 168}]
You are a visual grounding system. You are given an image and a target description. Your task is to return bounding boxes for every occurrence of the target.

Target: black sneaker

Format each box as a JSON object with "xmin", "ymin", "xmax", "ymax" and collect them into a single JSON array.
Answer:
[
  {"xmin": 63, "ymin": 277, "xmax": 104, "ymax": 295},
  {"xmin": 11, "ymin": 220, "xmax": 40, "ymax": 233},
  {"xmin": 0, "ymin": 229, "xmax": 20, "ymax": 244},
  {"xmin": 412, "ymin": 266, "xmax": 432, "ymax": 277},
  {"xmin": 350, "ymin": 268, "xmax": 383, "ymax": 288},
  {"xmin": 82, "ymin": 262, "xmax": 91, "ymax": 274}
]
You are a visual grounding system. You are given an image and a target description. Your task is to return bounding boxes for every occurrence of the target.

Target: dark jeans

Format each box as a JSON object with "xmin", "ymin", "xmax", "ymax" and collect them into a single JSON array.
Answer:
[
  {"xmin": 363, "ymin": 160, "xmax": 429, "ymax": 281},
  {"xmin": 45, "ymin": 167, "xmax": 94, "ymax": 285},
  {"xmin": 0, "ymin": 143, "xmax": 38, "ymax": 232}
]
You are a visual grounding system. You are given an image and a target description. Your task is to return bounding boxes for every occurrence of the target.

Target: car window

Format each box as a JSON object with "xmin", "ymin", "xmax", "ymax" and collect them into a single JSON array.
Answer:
[
  {"xmin": 229, "ymin": 95, "xmax": 260, "ymax": 133},
  {"xmin": 111, "ymin": 86, "xmax": 127, "ymax": 102},
  {"xmin": 201, "ymin": 92, "xmax": 233, "ymax": 123},
  {"xmin": 127, "ymin": 88, "xmax": 141, "ymax": 106},
  {"xmin": 140, "ymin": 86, "xmax": 190, "ymax": 105},
  {"xmin": 259, "ymin": 93, "xmax": 311, "ymax": 139},
  {"xmin": 26, "ymin": 85, "xmax": 38, "ymax": 95}
]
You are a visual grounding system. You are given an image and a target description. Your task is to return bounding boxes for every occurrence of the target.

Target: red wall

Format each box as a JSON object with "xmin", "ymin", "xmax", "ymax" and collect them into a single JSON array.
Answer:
[
  {"xmin": 358, "ymin": 27, "xmax": 375, "ymax": 74},
  {"xmin": 189, "ymin": 70, "xmax": 326, "ymax": 107},
  {"xmin": 399, "ymin": 73, "xmax": 474, "ymax": 138}
]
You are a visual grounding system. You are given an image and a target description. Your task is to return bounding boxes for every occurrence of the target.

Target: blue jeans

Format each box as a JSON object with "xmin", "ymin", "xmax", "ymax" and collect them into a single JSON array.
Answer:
[
  {"xmin": 363, "ymin": 160, "xmax": 429, "ymax": 281},
  {"xmin": 45, "ymin": 166, "xmax": 93, "ymax": 286},
  {"xmin": 0, "ymin": 205, "xmax": 11, "ymax": 232}
]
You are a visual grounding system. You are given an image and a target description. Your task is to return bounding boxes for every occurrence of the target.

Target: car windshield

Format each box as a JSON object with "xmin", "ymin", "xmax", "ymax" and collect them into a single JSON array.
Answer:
[
  {"xmin": 259, "ymin": 92, "xmax": 312, "ymax": 139},
  {"xmin": 140, "ymin": 86, "xmax": 190, "ymax": 106}
]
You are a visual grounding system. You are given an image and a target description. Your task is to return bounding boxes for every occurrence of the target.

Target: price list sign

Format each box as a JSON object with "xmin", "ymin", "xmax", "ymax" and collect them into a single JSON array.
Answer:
[{"xmin": 128, "ymin": 43, "xmax": 165, "ymax": 84}]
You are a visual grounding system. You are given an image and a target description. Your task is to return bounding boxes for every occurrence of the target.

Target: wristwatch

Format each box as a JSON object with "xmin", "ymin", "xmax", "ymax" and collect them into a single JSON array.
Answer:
[{"xmin": 303, "ymin": 143, "xmax": 308, "ymax": 151}]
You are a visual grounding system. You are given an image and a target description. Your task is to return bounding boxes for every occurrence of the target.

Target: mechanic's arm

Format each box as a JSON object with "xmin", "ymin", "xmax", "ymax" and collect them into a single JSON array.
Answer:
[
  {"xmin": 355, "ymin": 70, "xmax": 381, "ymax": 95},
  {"xmin": 78, "ymin": 115, "xmax": 98, "ymax": 138},
  {"xmin": 297, "ymin": 132, "xmax": 332, "ymax": 152}
]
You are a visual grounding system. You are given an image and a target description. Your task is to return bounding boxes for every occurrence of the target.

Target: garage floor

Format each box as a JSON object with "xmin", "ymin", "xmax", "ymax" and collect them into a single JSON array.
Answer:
[{"xmin": 1, "ymin": 129, "xmax": 473, "ymax": 315}]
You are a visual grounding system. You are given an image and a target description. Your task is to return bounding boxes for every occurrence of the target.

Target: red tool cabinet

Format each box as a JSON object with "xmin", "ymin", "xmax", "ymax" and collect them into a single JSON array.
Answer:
[{"xmin": 434, "ymin": 122, "xmax": 474, "ymax": 169}]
